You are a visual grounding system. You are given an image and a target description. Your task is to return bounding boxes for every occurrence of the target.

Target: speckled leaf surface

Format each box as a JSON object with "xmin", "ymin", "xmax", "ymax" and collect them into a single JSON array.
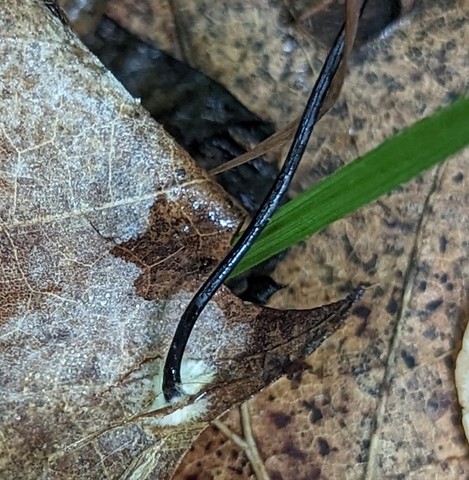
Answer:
[
  {"xmin": 166, "ymin": 0, "xmax": 469, "ymax": 479},
  {"xmin": 0, "ymin": 2, "xmax": 361, "ymax": 479},
  {"xmin": 180, "ymin": 157, "xmax": 469, "ymax": 480}
]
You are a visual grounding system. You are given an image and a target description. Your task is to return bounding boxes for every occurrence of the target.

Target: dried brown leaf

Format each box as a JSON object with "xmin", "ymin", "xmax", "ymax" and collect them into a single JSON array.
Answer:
[{"xmin": 174, "ymin": 0, "xmax": 469, "ymax": 478}]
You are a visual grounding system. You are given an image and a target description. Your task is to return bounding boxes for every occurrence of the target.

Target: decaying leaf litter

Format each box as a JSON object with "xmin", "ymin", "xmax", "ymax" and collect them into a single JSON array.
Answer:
[
  {"xmin": 59, "ymin": 0, "xmax": 369, "ymax": 416},
  {"xmin": 149, "ymin": 0, "xmax": 468, "ymax": 478},
  {"xmin": 94, "ymin": 0, "xmax": 469, "ymax": 478},
  {"xmin": 3, "ymin": 0, "xmax": 467, "ymax": 478},
  {"xmin": 1, "ymin": 1, "xmax": 363, "ymax": 478}
]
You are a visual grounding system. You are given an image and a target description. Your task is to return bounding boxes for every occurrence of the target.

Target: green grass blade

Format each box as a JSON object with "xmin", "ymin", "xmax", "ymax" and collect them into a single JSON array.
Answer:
[{"xmin": 231, "ymin": 96, "xmax": 469, "ymax": 278}]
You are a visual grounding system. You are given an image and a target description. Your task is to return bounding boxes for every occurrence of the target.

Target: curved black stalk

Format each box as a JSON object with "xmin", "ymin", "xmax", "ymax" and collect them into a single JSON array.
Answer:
[{"xmin": 162, "ymin": 26, "xmax": 347, "ymax": 402}]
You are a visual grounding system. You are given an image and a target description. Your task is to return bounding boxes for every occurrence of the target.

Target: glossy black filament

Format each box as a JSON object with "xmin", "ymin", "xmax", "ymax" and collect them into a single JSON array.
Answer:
[{"xmin": 162, "ymin": 26, "xmax": 347, "ymax": 402}]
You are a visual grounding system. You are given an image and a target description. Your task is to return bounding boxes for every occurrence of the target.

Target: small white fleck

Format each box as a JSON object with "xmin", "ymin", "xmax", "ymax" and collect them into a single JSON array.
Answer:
[
  {"xmin": 148, "ymin": 358, "xmax": 216, "ymax": 425},
  {"xmin": 282, "ymin": 38, "xmax": 297, "ymax": 53},
  {"xmin": 153, "ymin": 398, "xmax": 209, "ymax": 427}
]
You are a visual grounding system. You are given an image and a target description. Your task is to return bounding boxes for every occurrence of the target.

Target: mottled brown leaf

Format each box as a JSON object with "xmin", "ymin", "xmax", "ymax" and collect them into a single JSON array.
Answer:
[
  {"xmin": 0, "ymin": 2, "xmax": 361, "ymax": 478},
  {"xmin": 173, "ymin": 0, "xmax": 469, "ymax": 478}
]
